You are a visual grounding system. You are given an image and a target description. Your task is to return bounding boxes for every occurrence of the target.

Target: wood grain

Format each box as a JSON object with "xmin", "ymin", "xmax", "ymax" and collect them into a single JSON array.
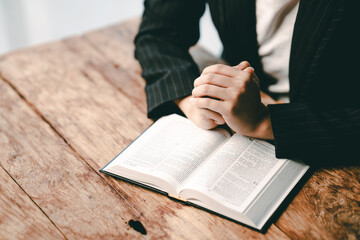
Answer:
[
  {"xmin": 0, "ymin": 167, "xmax": 65, "ymax": 240},
  {"xmin": 82, "ymin": 19, "xmax": 360, "ymax": 240},
  {"xmin": 74, "ymin": 18, "xmax": 147, "ymax": 113},
  {"xmin": 0, "ymin": 29, "xmax": 289, "ymax": 239},
  {"xmin": 0, "ymin": 79, "xmax": 146, "ymax": 239},
  {"xmin": 80, "ymin": 18, "xmax": 226, "ymax": 111},
  {"xmin": 1, "ymin": 17, "xmax": 357, "ymax": 239},
  {"xmin": 275, "ymin": 168, "xmax": 360, "ymax": 240}
]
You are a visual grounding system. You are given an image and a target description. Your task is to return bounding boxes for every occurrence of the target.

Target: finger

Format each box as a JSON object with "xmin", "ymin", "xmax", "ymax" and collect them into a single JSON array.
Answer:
[
  {"xmin": 194, "ymin": 73, "xmax": 233, "ymax": 88},
  {"xmin": 199, "ymin": 108, "xmax": 225, "ymax": 125},
  {"xmin": 202, "ymin": 64, "xmax": 242, "ymax": 78},
  {"xmin": 194, "ymin": 117, "xmax": 218, "ymax": 130},
  {"xmin": 190, "ymin": 97, "xmax": 224, "ymax": 115},
  {"xmin": 192, "ymin": 84, "xmax": 229, "ymax": 100},
  {"xmin": 243, "ymin": 67, "xmax": 260, "ymax": 87},
  {"xmin": 233, "ymin": 61, "xmax": 250, "ymax": 70},
  {"xmin": 243, "ymin": 66, "xmax": 254, "ymax": 74}
]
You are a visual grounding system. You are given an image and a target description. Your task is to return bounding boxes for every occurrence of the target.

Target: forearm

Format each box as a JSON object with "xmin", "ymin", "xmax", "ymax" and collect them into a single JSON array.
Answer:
[
  {"xmin": 134, "ymin": 0, "xmax": 205, "ymax": 118},
  {"xmin": 135, "ymin": 38, "xmax": 199, "ymax": 118}
]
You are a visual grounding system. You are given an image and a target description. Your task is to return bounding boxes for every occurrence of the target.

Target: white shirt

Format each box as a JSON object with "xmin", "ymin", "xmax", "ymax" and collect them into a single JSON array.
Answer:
[{"xmin": 256, "ymin": 0, "xmax": 300, "ymax": 102}]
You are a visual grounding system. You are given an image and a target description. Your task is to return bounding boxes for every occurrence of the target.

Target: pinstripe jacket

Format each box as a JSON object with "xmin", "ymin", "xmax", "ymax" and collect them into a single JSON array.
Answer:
[{"xmin": 134, "ymin": 0, "xmax": 359, "ymax": 165}]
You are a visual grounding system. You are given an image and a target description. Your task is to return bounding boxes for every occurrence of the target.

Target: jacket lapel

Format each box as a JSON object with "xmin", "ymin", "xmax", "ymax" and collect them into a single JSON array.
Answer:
[{"xmin": 289, "ymin": 0, "xmax": 344, "ymax": 101}]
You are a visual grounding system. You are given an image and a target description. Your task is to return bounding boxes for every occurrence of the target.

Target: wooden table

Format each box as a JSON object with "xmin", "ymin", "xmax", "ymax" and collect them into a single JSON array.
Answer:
[{"xmin": 0, "ymin": 18, "xmax": 359, "ymax": 240}]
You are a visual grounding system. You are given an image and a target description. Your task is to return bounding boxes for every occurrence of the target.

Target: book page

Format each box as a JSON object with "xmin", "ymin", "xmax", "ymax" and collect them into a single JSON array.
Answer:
[
  {"xmin": 104, "ymin": 114, "xmax": 230, "ymax": 193},
  {"xmin": 180, "ymin": 134, "xmax": 281, "ymax": 209}
]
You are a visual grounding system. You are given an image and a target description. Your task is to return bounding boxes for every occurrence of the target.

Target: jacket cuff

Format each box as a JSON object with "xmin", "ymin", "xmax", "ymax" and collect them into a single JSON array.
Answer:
[
  {"xmin": 145, "ymin": 74, "xmax": 194, "ymax": 119},
  {"xmin": 268, "ymin": 103, "xmax": 334, "ymax": 164}
]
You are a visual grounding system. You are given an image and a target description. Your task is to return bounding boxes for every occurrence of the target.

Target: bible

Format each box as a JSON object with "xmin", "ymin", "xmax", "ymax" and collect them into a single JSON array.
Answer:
[{"xmin": 100, "ymin": 114, "xmax": 309, "ymax": 231}]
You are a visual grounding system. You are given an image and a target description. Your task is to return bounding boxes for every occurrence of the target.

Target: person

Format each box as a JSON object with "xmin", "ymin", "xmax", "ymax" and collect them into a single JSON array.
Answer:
[{"xmin": 134, "ymin": 0, "xmax": 359, "ymax": 166}]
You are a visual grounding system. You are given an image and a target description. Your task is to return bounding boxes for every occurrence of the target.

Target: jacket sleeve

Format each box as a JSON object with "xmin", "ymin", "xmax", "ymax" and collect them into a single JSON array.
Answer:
[
  {"xmin": 268, "ymin": 103, "xmax": 360, "ymax": 166},
  {"xmin": 268, "ymin": 0, "xmax": 360, "ymax": 166},
  {"xmin": 134, "ymin": 0, "xmax": 206, "ymax": 119}
]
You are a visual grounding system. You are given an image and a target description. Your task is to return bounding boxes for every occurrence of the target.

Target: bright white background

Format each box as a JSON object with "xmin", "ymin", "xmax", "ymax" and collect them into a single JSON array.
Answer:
[{"xmin": 0, "ymin": 0, "xmax": 222, "ymax": 56}]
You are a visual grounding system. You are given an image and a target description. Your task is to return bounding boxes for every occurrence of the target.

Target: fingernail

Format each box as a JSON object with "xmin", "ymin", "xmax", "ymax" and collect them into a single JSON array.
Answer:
[{"xmin": 243, "ymin": 67, "xmax": 254, "ymax": 73}]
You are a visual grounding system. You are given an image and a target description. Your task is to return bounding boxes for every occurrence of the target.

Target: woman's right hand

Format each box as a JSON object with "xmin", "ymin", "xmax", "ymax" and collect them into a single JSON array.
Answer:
[{"xmin": 174, "ymin": 96, "xmax": 225, "ymax": 130}]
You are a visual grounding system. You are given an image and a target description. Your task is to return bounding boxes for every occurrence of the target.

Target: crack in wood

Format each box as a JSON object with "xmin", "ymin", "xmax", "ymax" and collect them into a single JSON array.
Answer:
[
  {"xmin": 0, "ymin": 163, "xmax": 69, "ymax": 240},
  {"xmin": 0, "ymin": 73, "xmax": 145, "ymax": 234}
]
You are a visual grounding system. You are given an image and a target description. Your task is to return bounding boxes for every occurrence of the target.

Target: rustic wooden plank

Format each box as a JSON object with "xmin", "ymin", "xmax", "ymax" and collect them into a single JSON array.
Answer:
[
  {"xmin": 83, "ymin": 19, "xmax": 360, "ymax": 240},
  {"xmin": 275, "ymin": 168, "xmax": 360, "ymax": 240},
  {"xmin": 0, "ymin": 79, "xmax": 148, "ymax": 239},
  {"xmin": 0, "ymin": 166, "xmax": 65, "ymax": 240},
  {"xmin": 0, "ymin": 36, "xmax": 289, "ymax": 239},
  {"xmin": 80, "ymin": 18, "xmax": 226, "ymax": 113},
  {"xmin": 72, "ymin": 18, "xmax": 146, "ymax": 113},
  {"xmin": 63, "ymin": 36, "xmax": 291, "ymax": 239},
  {"xmin": 83, "ymin": 18, "xmax": 141, "ymax": 73}
]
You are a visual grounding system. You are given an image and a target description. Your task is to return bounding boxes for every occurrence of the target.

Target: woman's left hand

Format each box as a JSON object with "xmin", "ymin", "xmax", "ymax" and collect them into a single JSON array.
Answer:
[{"xmin": 191, "ymin": 61, "xmax": 274, "ymax": 139}]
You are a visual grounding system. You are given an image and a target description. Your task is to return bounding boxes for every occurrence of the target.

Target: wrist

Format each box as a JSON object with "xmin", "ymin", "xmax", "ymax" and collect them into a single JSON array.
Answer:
[
  {"xmin": 253, "ymin": 107, "xmax": 274, "ymax": 140},
  {"xmin": 174, "ymin": 96, "xmax": 192, "ymax": 115}
]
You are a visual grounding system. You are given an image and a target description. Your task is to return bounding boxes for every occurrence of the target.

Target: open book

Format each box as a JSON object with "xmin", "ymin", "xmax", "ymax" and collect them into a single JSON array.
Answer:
[{"xmin": 101, "ymin": 114, "xmax": 309, "ymax": 231}]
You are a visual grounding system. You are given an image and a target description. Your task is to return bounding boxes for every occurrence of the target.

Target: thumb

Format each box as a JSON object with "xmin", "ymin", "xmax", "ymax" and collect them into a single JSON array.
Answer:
[
  {"xmin": 233, "ymin": 61, "xmax": 250, "ymax": 70},
  {"xmin": 243, "ymin": 67, "xmax": 260, "ymax": 87},
  {"xmin": 243, "ymin": 66, "xmax": 254, "ymax": 74}
]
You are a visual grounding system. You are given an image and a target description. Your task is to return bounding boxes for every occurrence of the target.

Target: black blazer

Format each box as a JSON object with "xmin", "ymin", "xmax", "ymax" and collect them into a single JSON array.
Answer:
[{"xmin": 134, "ymin": 0, "xmax": 360, "ymax": 166}]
